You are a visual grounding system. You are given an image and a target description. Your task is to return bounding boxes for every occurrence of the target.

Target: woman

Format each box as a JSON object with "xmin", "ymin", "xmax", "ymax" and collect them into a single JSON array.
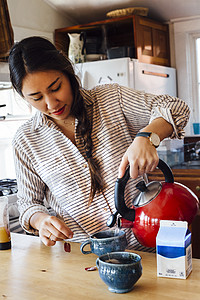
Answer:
[{"xmin": 9, "ymin": 36, "xmax": 190, "ymax": 250}]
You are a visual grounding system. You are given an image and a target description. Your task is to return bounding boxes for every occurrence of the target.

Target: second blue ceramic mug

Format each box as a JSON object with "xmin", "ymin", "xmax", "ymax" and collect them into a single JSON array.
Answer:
[{"xmin": 80, "ymin": 229, "xmax": 127, "ymax": 256}]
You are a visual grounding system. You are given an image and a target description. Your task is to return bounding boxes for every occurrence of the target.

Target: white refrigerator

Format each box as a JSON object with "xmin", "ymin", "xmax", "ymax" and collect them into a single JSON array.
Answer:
[{"xmin": 75, "ymin": 57, "xmax": 177, "ymax": 96}]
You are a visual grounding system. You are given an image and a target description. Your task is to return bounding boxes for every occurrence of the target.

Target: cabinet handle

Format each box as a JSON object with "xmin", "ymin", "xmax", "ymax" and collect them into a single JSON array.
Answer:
[
  {"xmin": 196, "ymin": 186, "xmax": 200, "ymax": 192},
  {"xmin": 142, "ymin": 70, "xmax": 169, "ymax": 78}
]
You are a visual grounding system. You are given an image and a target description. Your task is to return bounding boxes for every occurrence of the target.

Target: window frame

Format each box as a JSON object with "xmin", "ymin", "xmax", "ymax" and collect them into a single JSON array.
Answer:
[
  {"xmin": 188, "ymin": 32, "xmax": 200, "ymax": 123},
  {"xmin": 173, "ymin": 17, "xmax": 200, "ymax": 135}
]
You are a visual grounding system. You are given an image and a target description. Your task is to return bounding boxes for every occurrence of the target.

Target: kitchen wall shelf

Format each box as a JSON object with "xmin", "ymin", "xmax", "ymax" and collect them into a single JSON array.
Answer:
[{"xmin": 54, "ymin": 15, "xmax": 170, "ymax": 67}]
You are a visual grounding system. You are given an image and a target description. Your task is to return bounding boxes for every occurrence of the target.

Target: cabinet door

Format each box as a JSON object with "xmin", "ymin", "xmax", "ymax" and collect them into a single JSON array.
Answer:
[
  {"xmin": 153, "ymin": 29, "xmax": 169, "ymax": 61},
  {"xmin": 134, "ymin": 16, "xmax": 170, "ymax": 66}
]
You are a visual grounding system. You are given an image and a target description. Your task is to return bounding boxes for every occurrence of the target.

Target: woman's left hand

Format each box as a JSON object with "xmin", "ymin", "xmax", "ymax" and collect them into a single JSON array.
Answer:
[{"xmin": 118, "ymin": 136, "xmax": 159, "ymax": 179}]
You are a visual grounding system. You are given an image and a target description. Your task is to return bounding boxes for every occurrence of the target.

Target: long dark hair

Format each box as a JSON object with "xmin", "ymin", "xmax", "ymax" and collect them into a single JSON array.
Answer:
[{"xmin": 8, "ymin": 36, "xmax": 104, "ymax": 203}]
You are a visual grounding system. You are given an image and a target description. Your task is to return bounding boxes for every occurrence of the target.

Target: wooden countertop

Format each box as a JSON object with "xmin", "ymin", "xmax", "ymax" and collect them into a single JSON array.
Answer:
[{"xmin": 1, "ymin": 233, "xmax": 200, "ymax": 300}]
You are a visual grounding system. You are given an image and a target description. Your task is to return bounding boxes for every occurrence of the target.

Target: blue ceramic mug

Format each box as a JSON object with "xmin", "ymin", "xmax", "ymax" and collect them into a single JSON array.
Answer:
[
  {"xmin": 80, "ymin": 229, "xmax": 127, "ymax": 256},
  {"xmin": 96, "ymin": 251, "xmax": 142, "ymax": 293}
]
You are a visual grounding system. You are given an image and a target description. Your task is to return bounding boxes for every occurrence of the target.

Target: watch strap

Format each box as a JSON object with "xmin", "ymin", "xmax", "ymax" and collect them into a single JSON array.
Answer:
[
  {"xmin": 135, "ymin": 132, "xmax": 151, "ymax": 138},
  {"xmin": 135, "ymin": 132, "xmax": 160, "ymax": 148}
]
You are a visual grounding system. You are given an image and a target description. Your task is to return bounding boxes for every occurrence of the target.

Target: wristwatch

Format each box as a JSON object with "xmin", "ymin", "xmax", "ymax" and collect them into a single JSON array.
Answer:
[{"xmin": 135, "ymin": 132, "xmax": 160, "ymax": 148}]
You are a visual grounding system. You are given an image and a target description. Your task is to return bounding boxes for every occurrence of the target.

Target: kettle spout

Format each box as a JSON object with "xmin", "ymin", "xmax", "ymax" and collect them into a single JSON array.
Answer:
[{"xmin": 118, "ymin": 217, "xmax": 134, "ymax": 228}]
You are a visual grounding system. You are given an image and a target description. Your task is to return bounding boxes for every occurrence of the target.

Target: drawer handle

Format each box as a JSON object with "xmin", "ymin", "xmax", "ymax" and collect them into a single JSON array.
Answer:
[
  {"xmin": 196, "ymin": 186, "xmax": 200, "ymax": 191},
  {"xmin": 142, "ymin": 70, "xmax": 169, "ymax": 78}
]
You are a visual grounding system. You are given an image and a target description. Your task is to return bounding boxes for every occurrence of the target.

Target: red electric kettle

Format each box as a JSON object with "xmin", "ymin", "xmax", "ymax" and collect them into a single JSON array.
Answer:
[{"xmin": 112, "ymin": 159, "xmax": 199, "ymax": 248}]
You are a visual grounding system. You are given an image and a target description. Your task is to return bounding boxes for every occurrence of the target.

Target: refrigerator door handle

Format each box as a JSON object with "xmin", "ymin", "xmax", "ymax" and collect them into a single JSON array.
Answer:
[
  {"xmin": 142, "ymin": 70, "xmax": 169, "ymax": 78},
  {"xmin": 98, "ymin": 76, "xmax": 113, "ymax": 84}
]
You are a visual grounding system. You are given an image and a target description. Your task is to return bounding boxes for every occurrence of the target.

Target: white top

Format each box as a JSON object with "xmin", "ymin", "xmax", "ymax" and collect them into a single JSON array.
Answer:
[{"xmin": 12, "ymin": 84, "xmax": 190, "ymax": 251}]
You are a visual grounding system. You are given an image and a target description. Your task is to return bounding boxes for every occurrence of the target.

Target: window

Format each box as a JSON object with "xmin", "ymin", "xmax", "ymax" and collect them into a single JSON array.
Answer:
[
  {"xmin": 189, "ymin": 33, "xmax": 200, "ymax": 126},
  {"xmin": 196, "ymin": 37, "xmax": 200, "ymax": 121},
  {"xmin": 0, "ymin": 88, "xmax": 34, "ymax": 179},
  {"xmin": 0, "ymin": 88, "xmax": 32, "ymax": 118},
  {"xmin": 173, "ymin": 17, "xmax": 200, "ymax": 135},
  {"xmin": 184, "ymin": 32, "xmax": 200, "ymax": 129}
]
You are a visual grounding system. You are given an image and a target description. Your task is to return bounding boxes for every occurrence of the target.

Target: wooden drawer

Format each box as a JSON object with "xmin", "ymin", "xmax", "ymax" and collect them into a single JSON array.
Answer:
[
  {"xmin": 148, "ymin": 168, "xmax": 200, "ymax": 198},
  {"xmin": 173, "ymin": 177, "xmax": 200, "ymax": 198}
]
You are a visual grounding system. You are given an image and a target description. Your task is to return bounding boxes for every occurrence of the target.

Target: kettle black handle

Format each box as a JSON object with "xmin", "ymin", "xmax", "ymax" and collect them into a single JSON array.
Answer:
[
  {"xmin": 114, "ymin": 159, "xmax": 174, "ymax": 222},
  {"xmin": 157, "ymin": 159, "xmax": 174, "ymax": 183}
]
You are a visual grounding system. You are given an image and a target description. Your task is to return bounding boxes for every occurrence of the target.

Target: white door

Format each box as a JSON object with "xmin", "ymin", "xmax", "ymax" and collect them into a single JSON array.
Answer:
[
  {"xmin": 75, "ymin": 57, "xmax": 135, "ymax": 89},
  {"xmin": 134, "ymin": 61, "xmax": 177, "ymax": 96}
]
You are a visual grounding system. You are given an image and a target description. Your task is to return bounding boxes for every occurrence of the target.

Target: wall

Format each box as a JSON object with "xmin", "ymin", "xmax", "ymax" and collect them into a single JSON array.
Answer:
[{"xmin": 7, "ymin": 0, "xmax": 73, "ymax": 41}]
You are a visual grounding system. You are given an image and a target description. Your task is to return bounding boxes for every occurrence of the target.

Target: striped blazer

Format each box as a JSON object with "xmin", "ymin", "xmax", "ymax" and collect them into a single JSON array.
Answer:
[{"xmin": 13, "ymin": 84, "xmax": 190, "ymax": 251}]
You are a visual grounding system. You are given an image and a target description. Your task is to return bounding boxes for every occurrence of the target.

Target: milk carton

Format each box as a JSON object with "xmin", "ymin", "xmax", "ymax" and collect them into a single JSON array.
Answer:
[{"xmin": 156, "ymin": 220, "xmax": 192, "ymax": 279}]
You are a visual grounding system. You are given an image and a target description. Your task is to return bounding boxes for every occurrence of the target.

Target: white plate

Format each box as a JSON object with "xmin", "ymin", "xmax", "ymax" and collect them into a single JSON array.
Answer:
[{"xmin": 86, "ymin": 54, "xmax": 106, "ymax": 62}]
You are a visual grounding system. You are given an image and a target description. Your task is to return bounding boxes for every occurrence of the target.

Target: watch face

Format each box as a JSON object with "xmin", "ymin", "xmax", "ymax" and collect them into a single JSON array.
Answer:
[{"xmin": 150, "ymin": 133, "xmax": 160, "ymax": 147}]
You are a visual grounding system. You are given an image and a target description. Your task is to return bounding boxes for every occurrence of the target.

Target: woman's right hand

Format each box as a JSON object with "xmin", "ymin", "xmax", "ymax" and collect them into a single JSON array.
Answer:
[{"xmin": 30, "ymin": 212, "xmax": 73, "ymax": 246}]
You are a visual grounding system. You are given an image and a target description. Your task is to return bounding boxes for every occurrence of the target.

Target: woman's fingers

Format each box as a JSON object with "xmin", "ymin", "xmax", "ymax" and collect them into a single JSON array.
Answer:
[
  {"xmin": 118, "ymin": 155, "xmax": 128, "ymax": 178},
  {"xmin": 39, "ymin": 215, "xmax": 73, "ymax": 246},
  {"xmin": 50, "ymin": 217, "xmax": 73, "ymax": 239},
  {"xmin": 118, "ymin": 138, "xmax": 159, "ymax": 179}
]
